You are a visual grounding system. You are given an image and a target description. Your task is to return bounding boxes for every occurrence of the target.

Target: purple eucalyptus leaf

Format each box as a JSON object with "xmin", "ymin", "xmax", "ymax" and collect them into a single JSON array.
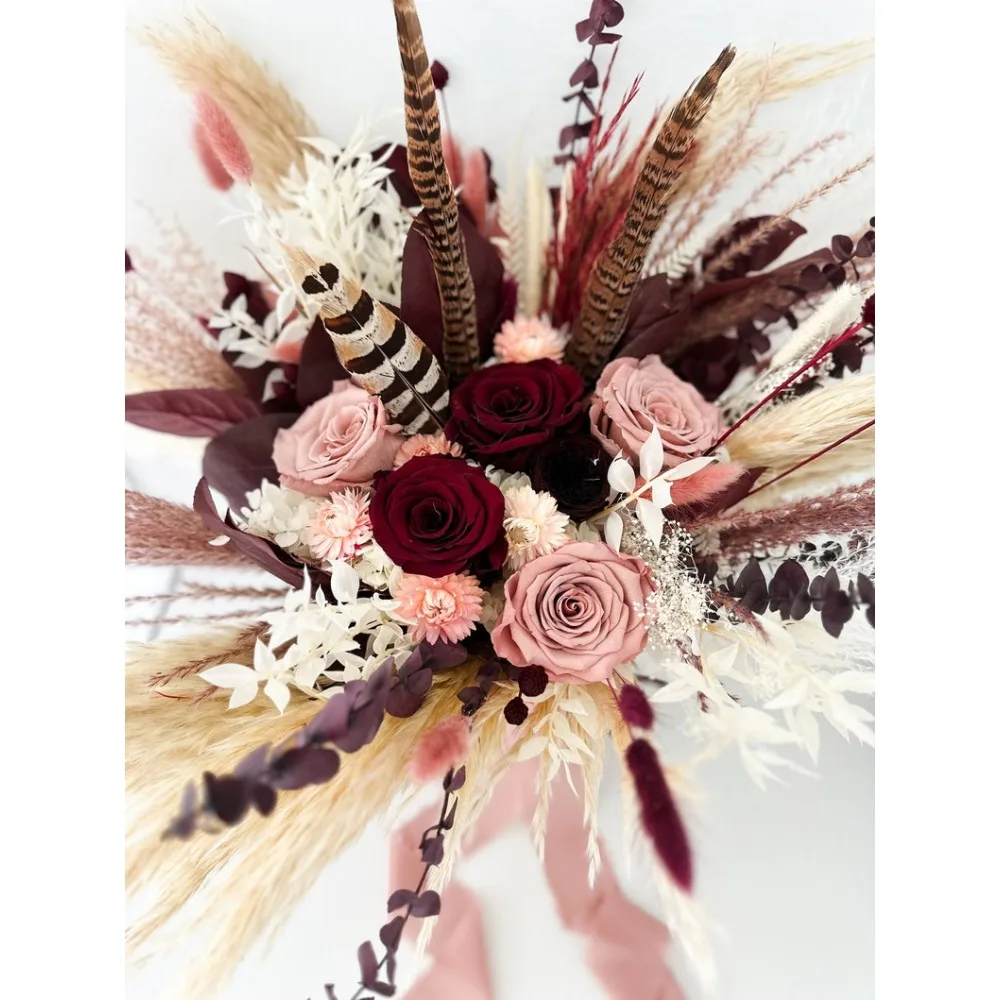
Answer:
[
  {"xmin": 440, "ymin": 799, "xmax": 458, "ymax": 831},
  {"xmin": 270, "ymin": 747, "xmax": 340, "ymax": 790},
  {"xmin": 444, "ymin": 766, "xmax": 466, "ymax": 793},
  {"xmin": 559, "ymin": 120, "xmax": 594, "ymax": 148},
  {"xmin": 575, "ymin": 17, "xmax": 596, "ymax": 41},
  {"xmin": 421, "ymin": 835, "xmax": 445, "ymax": 865},
  {"xmin": 379, "ymin": 916, "xmax": 405, "ymax": 951},
  {"xmin": 457, "ymin": 686, "xmax": 485, "ymax": 713},
  {"xmin": 591, "ymin": 31, "xmax": 622, "ymax": 44},
  {"xmin": 569, "ymin": 58, "xmax": 599, "ymax": 88},
  {"xmin": 420, "ymin": 641, "xmax": 469, "ymax": 672},
  {"xmin": 324, "ymin": 985, "xmax": 339, "ymax": 1000},
  {"xmin": 235, "ymin": 743, "xmax": 272, "ymax": 780},
  {"xmin": 387, "ymin": 889, "xmax": 417, "ymax": 912},
  {"xmin": 386, "ymin": 663, "xmax": 433, "ymax": 719},
  {"xmin": 305, "ymin": 692, "xmax": 351, "ymax": 745},
  {"xmin": 250, "ymin": 783, "xmax": 277, "ymax": 816},
  {"xmin": 203, "ymin": 773, "xmax": 249, "ymax": 825},
  {"xmin": 409, "ymin": 890, "xmax": 442, "ymax": 918},
  {"xmin": 358, "ymin": 941, "xmax": 379, "ymax": 986}
]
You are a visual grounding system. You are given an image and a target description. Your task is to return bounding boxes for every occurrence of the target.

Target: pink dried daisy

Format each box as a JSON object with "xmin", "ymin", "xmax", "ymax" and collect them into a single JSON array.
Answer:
[
  {"xmin": 394, "ymin": 572, "xmax": 485, "ymax": 644},
  {"xmin": 307, "ymin": 488, "xmax": 373, "ymax": 561},
  {"xmin": 393, "ymin": 432, "xmax": 464, "ymax": 468},
  {"xmin": 503, "ymin": 484, "xmax": 571, "ymax": 569},
  {"xmin": 493, "ymin": 315, "xmax": 568, "ymax": 364}
]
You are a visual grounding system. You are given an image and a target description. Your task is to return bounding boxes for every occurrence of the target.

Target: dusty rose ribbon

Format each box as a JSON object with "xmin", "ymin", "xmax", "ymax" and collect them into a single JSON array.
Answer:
[{"xmin": 389, "ymin": 761, "xmax": 685, "ymax": 999}]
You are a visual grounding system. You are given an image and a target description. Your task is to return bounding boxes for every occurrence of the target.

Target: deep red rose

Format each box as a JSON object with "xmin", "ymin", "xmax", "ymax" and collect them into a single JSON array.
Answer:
[
  {"xmin": 445, "ymin": 360, "xmax": 586, "ymax": 471},
  {"xmin": 370, "ymin": 455, "xmax": 507, "ymax": 577}
]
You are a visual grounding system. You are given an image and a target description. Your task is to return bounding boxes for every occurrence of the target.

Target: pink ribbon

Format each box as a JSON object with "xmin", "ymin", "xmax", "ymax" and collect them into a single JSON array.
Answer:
[{"xmin": 389, "ymin": 762, "xmax": 686, "ymax": 1000}]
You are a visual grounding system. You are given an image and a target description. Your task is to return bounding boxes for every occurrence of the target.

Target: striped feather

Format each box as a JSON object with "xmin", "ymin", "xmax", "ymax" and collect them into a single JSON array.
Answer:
[
  {"xmin": 392, "ymin": 0, "xmax": 479, "ymax": 376},
  {"xmin": 566, "ymin": 46, "xmax": 736, "ymax": 382},
  {"xmin": 285, "ymin": 248, "xmax": 448, "ymax": 435}
]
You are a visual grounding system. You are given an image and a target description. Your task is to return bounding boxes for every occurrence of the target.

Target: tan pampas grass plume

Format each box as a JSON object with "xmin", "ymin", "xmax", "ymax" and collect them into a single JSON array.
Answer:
[
  {"xmin": 724, "ymin": 375, "xmax": 874, "ymax": 504},
  {"xmin": 126, "ymin": 635, "xmax": 482, "ymax": 1000},
  {"xmin": 140, "ymin": 15, "xmax": 316, "ymax": 206}
]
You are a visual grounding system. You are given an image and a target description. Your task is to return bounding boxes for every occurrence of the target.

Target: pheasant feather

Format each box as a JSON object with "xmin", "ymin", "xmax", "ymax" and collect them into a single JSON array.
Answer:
[
  {"xmin": 392, "ymin": 0, "xmax": 479, "ymax": 376},
  {"xmin": 566, "ymin": 46, "xmax": 736, "ymax": 381},
  {"xmin": 285, "ymin": 247, "xmax": 449, "ymax": 435}
]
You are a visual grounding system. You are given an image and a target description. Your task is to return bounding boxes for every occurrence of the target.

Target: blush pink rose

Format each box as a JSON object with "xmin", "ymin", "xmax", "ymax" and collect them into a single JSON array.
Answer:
[
  {"xmin": 273, "ymin": 381, "xmax": 403, "ymax": 496},
  {"xmin": 491, "ymin": 541, "xmax": 656, "ymax": 683},
  {"xmin": 590, "ymin": 355, "xmax": 724, "ymax": 470}
]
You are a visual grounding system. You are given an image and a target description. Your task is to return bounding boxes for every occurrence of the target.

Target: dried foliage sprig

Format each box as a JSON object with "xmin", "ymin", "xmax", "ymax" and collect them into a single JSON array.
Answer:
[
  {"xmin": 322, "ymin": 767, "xmax": 466, "ymax": 1000},
  {"xmin": 125, "ymin": 490, "xmax": 255, "ymax": 567},
  {"xmin": 720, "ymin": 558, "xmax": 874, "ymax": 636},
  {"xmin": 141, "ymin": 14, "xmax": 316, "ymax": 205},
  {"xmin": 556, "ymin": 1, "xmax": 626, "ymax": 163}
]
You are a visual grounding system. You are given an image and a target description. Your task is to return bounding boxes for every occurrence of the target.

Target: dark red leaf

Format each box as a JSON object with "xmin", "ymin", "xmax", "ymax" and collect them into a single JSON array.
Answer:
[
  {"xmin": 602, "ymin": 0, "xmax": 625, "ymax": 26},
  {"xmin": 295, "ymin": 318, "xmax": 349, "ymax": 408},
  {"xmin": 575, "ymin": 17, "xmax": 596, "ymax": 41},
  {"xmin": 616, "ymin": 277, "xmax": 694, "ymax": 359},
  {"xmin": 702, "ymin": 217, "xmax": 807, "ymax": 282},
  {"xmin": 559, "ymin": 121, "xmax": 594, "ymax": 149},
  {"xmin": 421, "ymin": 834, "xmax": 445, "ymax": 865},
  {"xmin": 569, "ymin": 59, "xmax": 599, "ymax": 88},
  {"xmin": 854, "ymin": 234, "xmax": 874, "ymax": 258},
  {"xmin": 125, "ymin": 389, "xmax": 262, "ymax": 437},
  {"xmin": 400, "ymin": 213, "xmax": 505, "ymax": 364},
  {"xmin": 372, "ymin": 143, "xmax": 420, "ymax": 208},
  {"xmin": 202, "ymin": 412, "xmax": 297, "ymax": 511},
  {"xmin": 830, "ymin": 234, "xmax": 854, "ymax": 261},
  {"xmin": 192, "ymin": 477, "xmax": 307, "ymax": 589},
  {"xmin": 591, "ymin": 31, "xmax": 622, "ymax": 44}
]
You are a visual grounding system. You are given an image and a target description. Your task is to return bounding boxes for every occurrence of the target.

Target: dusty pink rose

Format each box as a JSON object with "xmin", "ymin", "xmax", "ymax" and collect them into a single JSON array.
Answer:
[
  {"xmin": 590, "ymin": 355, "xmax": 724, "ymax": 470},
  {"xmin": 394, "ymin": 572, "xmax": 485, "ymax": 645},
  {"xmin": 273, "ymin": 380, "xmax": 403, "ymax": 496},
  {"xmin": 392, "ymin": 431, "xmax": 464, "ymax": 468},
  {"xmin": 491, "ymin": 541, "xmax": 656, "ymax": 683}
]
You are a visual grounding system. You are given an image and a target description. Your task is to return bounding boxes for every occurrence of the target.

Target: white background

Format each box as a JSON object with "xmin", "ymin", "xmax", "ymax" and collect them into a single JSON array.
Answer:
[{"xmin": 125, "ymin": 2, "xmax": 874, "ymax": 999}]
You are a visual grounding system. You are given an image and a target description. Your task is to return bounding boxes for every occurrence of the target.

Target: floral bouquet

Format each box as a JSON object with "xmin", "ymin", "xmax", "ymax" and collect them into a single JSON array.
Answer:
[{"xmin": 125, "ymin": 3, "xmax": 874, "ymax": 998}]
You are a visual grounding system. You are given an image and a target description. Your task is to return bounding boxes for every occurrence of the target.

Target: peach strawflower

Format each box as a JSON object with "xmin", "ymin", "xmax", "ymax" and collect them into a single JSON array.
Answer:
[
  {"xmin": 393, "ymin": 572, "xmax": 485, "ymax": 644},
  {"xmin": 306, "ymin": 488, "xmax": 373, "ymax": 561},
  {"xmin": 393, "ymin": 432, "xmax": 465, "ymax": 468},
  {"xmin": 493, "ymin": 315, "xmax": 568, "ymax": 364},
  {"xmin": 503, "ymin": 484, "xmax": 571, "ymax": 570}
]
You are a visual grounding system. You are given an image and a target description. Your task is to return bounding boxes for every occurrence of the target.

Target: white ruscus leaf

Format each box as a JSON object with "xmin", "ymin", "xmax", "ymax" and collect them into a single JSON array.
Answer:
[
  {"xmin": 607, "ymin": 458, "xmax": 636, "ymax": 494},
  {"xmin": 604, "ymin": 511, "xmax": 624, "ymax": 552},
  {"xmin": 639, "ymin": 430, "xmax": 664, "ymax": 481},
  {"xmin": 636, "ymin": 498, "xmax": 664, "ymax": 548}
]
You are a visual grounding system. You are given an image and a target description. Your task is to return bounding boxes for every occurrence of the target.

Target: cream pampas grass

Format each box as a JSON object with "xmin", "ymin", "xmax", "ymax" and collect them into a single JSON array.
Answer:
[
  {"xmin": 126, "ymin": 635, "xmax": 482, "ymax": 1000},
  {"xmin": 140, "ymin": 15, "xmax": 317, "ymax": 206},
  {"xmin": 725, "ymin": 374, "xmax": 873, "ymax": 473}
]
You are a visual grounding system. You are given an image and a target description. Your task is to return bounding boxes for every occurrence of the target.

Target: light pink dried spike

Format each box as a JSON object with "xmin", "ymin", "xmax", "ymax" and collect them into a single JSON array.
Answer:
[
  {"xmin": 193, "ymin": 91, "xmax": 253, "ymax": 184},
  {"xmin": 193, "ymin": 120, "xmax": 235, "ymax": 191}
]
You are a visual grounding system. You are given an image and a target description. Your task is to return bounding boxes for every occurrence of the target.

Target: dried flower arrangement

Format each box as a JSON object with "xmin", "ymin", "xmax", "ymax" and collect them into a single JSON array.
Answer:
[{"xmin": 125, "ymin": 3, "xmax": 874, "ymax": 997}]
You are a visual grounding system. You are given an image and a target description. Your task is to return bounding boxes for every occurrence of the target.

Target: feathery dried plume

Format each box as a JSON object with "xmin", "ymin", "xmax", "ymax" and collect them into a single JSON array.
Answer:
[
  {"xmin": 566, "ymin": 46, "xmax": 736, "ymax": 380},
  {"xmin": 125, "ymin": 491, "xmax": 254, "ymax": 568},
  {"xmin": 725, "ymin": 374, "xmax": 874, "ymax": 482},
  {"xmin": 711, "ymin": 478, "xmax": 875, "ymax": 559},
  {"xmin": 285, "ymin": 247, "xmax": 449, "ymax": 434},
  {"xmin": 392, "ymin": 0, "xmax": 479, "ymax": 375},
  {"xmin": 125, "ymin": 271, "xmax": 244, "ymax": 394},
  {"xmin": 193, "ymin": 120, "xmax": 235, "ymax": 191},
  {"xmin": 192, "ymin": 91, "xmax": 253, "ymax": 184},
  {"xmin": 140, "ymin": 14, "xmax": 316, "ymax": 206},
  {"xmin": 625, "ymin": 738, "xmax": 693, "ymax": 891}
]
